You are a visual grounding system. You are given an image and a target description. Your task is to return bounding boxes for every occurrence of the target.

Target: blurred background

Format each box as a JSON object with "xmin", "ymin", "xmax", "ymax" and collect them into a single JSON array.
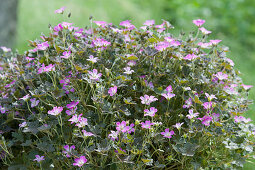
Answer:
[{"xmin": 1, "ymin": 0, "xmax": 254, "ymax": 169}]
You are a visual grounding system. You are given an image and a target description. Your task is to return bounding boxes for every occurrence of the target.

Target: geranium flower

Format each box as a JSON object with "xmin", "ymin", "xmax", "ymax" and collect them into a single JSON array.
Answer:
[
  {"xmin": 210, "ymin": 40, "xmax": 222, "ymax": 45},
  {"xmin": 55, "ymin": 6, "xmax": 66, "ymax": 14},
  {"xmin": 48, "ymin": 106, "xmax": 63, "ymax": 116},
  {"xmin": 0, "ymin": 105, "xmax": 7, "ymax": 114},
  {"xmin": 143, "ymin": 20, "xmax": 155, "ymax": 26},
  {"xmin": 205, "ymin": 93, "xmax": 217, "ymax": 101},
  {"xmin": 173, "ymin": 122, "xmax": 184, "ymax": 130},
  {"xmin": 94, "ymin": 21, "xmax": 108, "ymax": 27},
  {"xmin": 127, "ymin": 123, "xmax": 135, "ymax": 133},
  {"xmin": 170, "ymin": 40, "xmax": 181, "ymax": 47},
  {"xmin": 68, "ymin": 114, "xmax": 82, "ymax": 124},
  {"xmin": 92, "ymin": 38, "xmax": 111, "ymax": 50},
  {"xmin": 0, "ymin": 46, "xmax": 11, "ymax": 52},
  {"xmin": 109, "ymin": 130, "xmax": 119, "ymax": 141},
  {"xmin": 82, "ymin": 130, "xmax": 94, "ymax": 137},
  {"xmin": 127, "ymin": 60, "xmax": 136, "ymax": 66},
  {"xmin": 73, "ymin": 156, "xmax": 87, "ymax": 167},
  {"xmin": 186, "ymin": 109, "xmax": 199, "ymax": 119},
  {"xmin": 166, "ymin": 85, "xmax": 173, "ymax": 93},
  {"xmin": 193, "ymin": 19, "xmax": 205, "ymax": 27},
  {"xmin": 63, "ymin": 145, "xmax": 75, "ymax": 157},
  {"xmin": 87, "ymin": 55, "xmax": 99, "ymax": 63},
  {"xmin": 241, "ymin": 84, "xmax": 253, "ymax": 90},
  {"xmin": 183, "ymin": 98, "xmax": 193, "ymax": 109},
  {"xmin": 162, "ymin": 92, "xmax": 175, "ymax": 100},
  {"xmin": 197, "ymin": 42, "xmax": 212, "ymax": 48},
  {"xmin": 60, "ymin": 51, "xmax": 71, "ymax": 59},
  {"xmin": 37, "ymin": 41, "xmax": 49, "ymax": 51},
  {"xmin": 75, "ymin": 117, "xmax": 88, "ymax": 128},
  {"xmin": 66, "ymin": 101, "xmax": 79, "ymax": 109},
  {"xmin": 140, "ymin": 120, "xmax": 154, "ymax": 129},
  {"xmin": 66, "ymin": 107, "xmax": 77, "ymax": 116},
  {"xmin": 116, "ymin": 121, "xmax": 129, "ymax": 133},
  {"xmin": 144, "ymin": 107, "xmax": 158, "ymax": 117},
  {"xmin": 197, "ymin": 115, "xmax": 212, "ymax": 126},
  {"xmin": 19, "ymin": 121, "xmax": 27, "ymax": 128},
  {"xmin": 33, "ymin": 155, "xmax": 45, "ymax": 163},
  {"xmin": 161, "ymin": 128, "xmax": 175, "ymax": 138},
  {"xmin": 199, "ymin": 27, "xmax": 212, "ymax": 34},
  {"xmin": 144, "ymin": 80, "xmax": 154, "ymax": 89},
  {"xmin": 203, "ymin": 102, "xmax": 213, "ymax": 110},
  {"xmin": 140, "ymin": 95, "xmax": 158, "ymax": 105},
  {"xmin": 234, "ymin": 116, "xmax": 251, "ymax": 123},
  {"xmin": 123, "ymin": 67, "xmax": 134, "ymax": 74},
  {"xmin": 155, "ymin": 41, "xmax": 170, "ymax": 51},
  {"xmin": 20, "ymin": 94, "xmax": 30, "ymax": 101},
  {"xmin": 88, "ymin": 69, "xmax": 102, "ymax": 81},
  {"xmin": 214, "ymin": 72, "xmax": 228, "ymax": 80},
  {"xmin": 30, "ymin": 98, "xmax": 40, "ymax": 108},
  {"xmin": 119, "ymin": 20, "xmax": 135, "ymax": 30},
  {"xmin": 183, "ymin": 53, "xmax": 198, "ymax": 61},
  {"xmin": 108, "ymin": 86, "xmax": 117, "ymax": 96}
]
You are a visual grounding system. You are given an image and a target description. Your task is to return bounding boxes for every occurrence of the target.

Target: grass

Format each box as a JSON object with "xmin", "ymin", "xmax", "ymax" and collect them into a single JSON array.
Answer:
[{"xmin": 16, "ymin": 0, "xmax": 255, "ymax": 169}]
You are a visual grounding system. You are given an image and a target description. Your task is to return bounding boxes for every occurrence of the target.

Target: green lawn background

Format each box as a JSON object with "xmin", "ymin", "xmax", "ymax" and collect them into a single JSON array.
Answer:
[{"xmin": 16, "ymin": 0, "xmax": 255, "ymax": 169}]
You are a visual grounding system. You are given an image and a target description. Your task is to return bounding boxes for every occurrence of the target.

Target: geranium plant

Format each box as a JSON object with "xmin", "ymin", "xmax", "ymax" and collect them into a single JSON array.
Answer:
[{"xmin": 0, "ymin": 10, "xmax": 254, "ymax": 169}]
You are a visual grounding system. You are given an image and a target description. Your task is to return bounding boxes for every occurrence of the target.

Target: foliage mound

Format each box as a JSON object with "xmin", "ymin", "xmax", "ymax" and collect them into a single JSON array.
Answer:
[{"xmin": 0, "ymin": 17, "xmax": 254, "ymax": 169}]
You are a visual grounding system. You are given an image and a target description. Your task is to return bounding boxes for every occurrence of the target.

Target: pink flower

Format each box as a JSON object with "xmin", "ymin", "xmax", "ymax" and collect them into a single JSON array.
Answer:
[
  {"xmin": 44, "ymin": 64, "xmax": 55, "ymax": 72},
  {"xmin": 94, "ymin": 21, "xmax": 108, "ymax": 27},
  {"xmin": 109, "ymin": 130, "xmax": 119, "ymax": 141},
  {"xmin": 0, "ymin": 105, "xmax": 6, "ymax": 114},
  {"xmin": 30, "ymin": 98, "xmax": 39, "ymax": 108},
  {"xmin": 87, "ymin": 55, "xmax": 99, "ymax": 63},
  {"xmin": 143, "ymin": 20, "xmax": 155, "ymax": 26},
  {"xmin": 66, "ymin": 101, "xmax": 79, "ymax": 109},
  {"xmin": 186, "ymin": 109, "xmax": 199, "ymax": 119},
  {"xmin": 197, "ymin": 42, "xmax": 212, "ymax": 48},
  {"xmin": 116, "ymin": 121, "xmax": 129, "ymax": 133},
  {"xmin": 76, "ymin": 117, "xmax": 88, "ymax": 128},
  {"xmin": 226, "ymin": 58, "xmax": 234, "ymax": 66},
  {"xmin": 193, "ymin": 19, "xmax": 205, "ymax": 27},
  {"xmin": 155, "ymin": 41, "xmax": 170, "ymax": 51},
  {"xmin": 68, "ymin": 114, "xmax": 82, "ymax": 124},
  {"xmin": 197, "ymin": 115, "xmax": 212, "ymax": 126},
  {"xmin": 123, "ymin": 67, "xmax": 134, "ymax": 74},
  {"xmin": 20, "ymin": 94, "xmax": 30, "ymax": 101},
  {"xmin": 183, "ymin": 53, "xmax": 198, "ymax": 61},
  {"xmin": 183, "ymin": 98, "xmax": 193, "ymax": 109},
  {"xmin": 214, "ymin": 72, "xmax": 228, "ymax": 80},
  {"xmin": 144, "ymin": 107, "xmax": 158, "ymax": 117},
  {"xmin": 170, "ymin": 40, "xmax": 181, "ymax": 47},
  {"xmin": 166, "ymin": 85, "xmax": 173, "ymax": 93},
  {"xmin": 19, "ymin": 121, "xmax": 27, "ymax": 127},
  {"xmin": 161, "ymin": 128, "xmax": 175, "ymax": 138},
  {"xmin": 108, "ymin": 86, "xmax": 117, "ymax": 96},
  {"xmin": 37, "ymin": 41, "xmax": 49, "ymax": 51},
  {"xmin": 127, "ymin": 123, "xmax": 135, "ymax": 133},
  {"xmin": 61, "ymin": 51, "xmax": 71, "ymax": 59},
  {"xmin": 199, "ymin": 27, "xmax": 212, "ymax": 34},
  {"xmin": 234, "ymin": 116, "xmax": 252, "ymax": 123},
  {"xmin": 173, "ymin": 122, "xmax": 184, "ymax": 130},
  {"xmin": 162, "ymin": 93, "xmax": 175, "ymax": 100},
  {"xmin": 203, "ymin": 102, "xmax": 213, "ymax": 110},
  {"xmin": 119, "ymin": 20, "xmax": 135, "ymax": 30},
  {"xmin": 205, "ymin": 93, "xmax": 216, "ymax": 101},
  {"xmin": 88, "ymin": 69, "xmax": 102, "ymax": 81},
  {"xmin": 55, "ymin": 6, "xmax": 66, "ymax": 14},
  {"xmin": 140, "ymin": 95, "xmax": 158, "ymax": 105},
  {"xmin": 127, "ymin": 60, "xmax": 136, "ymax": 66},
  {"xmin": 92, "ymin": 38, "xmax": 111, "ymax": 50},
  {"xmin": 210, "ymin": 40, "xmax": 222, "ymax": 45},
  {"xmin": 33, "ymin": 155, "xmax": 45, "ymax": 163},
  {"xmin": 48, "ymin": 106, "xmax": 63, "ymax": 116},
  {"xmin": 73, "ymin": 156, "xmax": 87, "ymax": 167},
  {"xmin": 82, "ymin": 130, "xmax": 94, "ymax": 137},
  {"xmin": 0, "ymin": 46, "xmax": 11, "ymax": 52},
  {"xmin": 241, "ymin": 84, "xmax": 253, "ymax": 90},
  {"xmin": 140, "ymin": 120, "xmax": 154, "ymax": 129},
  {"xmin": 63, "ymin": 145, "xmax": 75, "ymax": 157}
]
